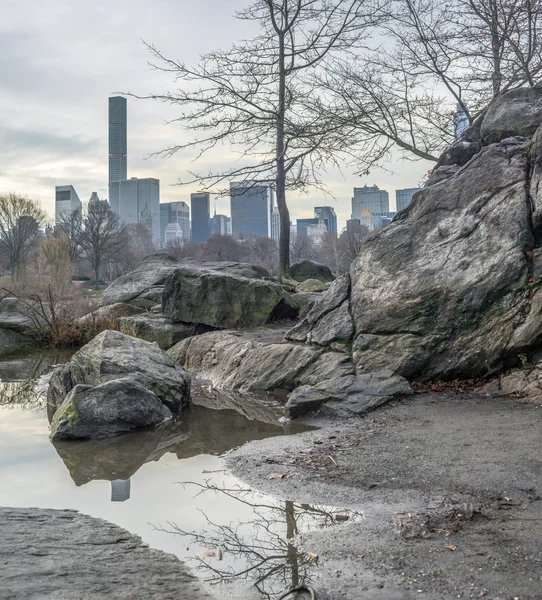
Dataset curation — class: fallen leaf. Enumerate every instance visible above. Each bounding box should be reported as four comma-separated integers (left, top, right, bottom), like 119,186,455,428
335,514,350,521
328,455,338,467
446,545,457,551
309,552,319,563
201,551,216,557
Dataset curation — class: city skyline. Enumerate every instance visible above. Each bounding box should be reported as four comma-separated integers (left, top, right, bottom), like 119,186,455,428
0,0,430,230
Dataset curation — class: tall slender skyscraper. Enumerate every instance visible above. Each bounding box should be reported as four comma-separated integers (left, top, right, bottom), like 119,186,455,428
230,182,273,238
109,96,127,186
191,192,211,242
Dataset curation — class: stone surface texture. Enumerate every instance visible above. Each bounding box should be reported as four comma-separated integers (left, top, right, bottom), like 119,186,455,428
285,371,413,418
119,312,207,350
168,328,354,393
350,137,541,379
286,274,354,347
0,507,212,599
481,86,542,144
290,259,335,282
162,265,295,329
75,303,144,326
49,379,172,440
47,330,190,421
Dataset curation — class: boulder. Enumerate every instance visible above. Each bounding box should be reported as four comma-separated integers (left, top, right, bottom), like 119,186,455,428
290,292,321,317
290,259,334,282
425,165,460,187
194,261,271,279
118,313,207,350
285,371,412,418
168,328,354,393
162,266,296,328
436,139,481,168
49,379,172,441
350,137,541,380
296,279,328,292
481,87,542,145
47,330,190,421
100,253,181,308
0,328,32,357
529,122,542,244
0,297,45,336
481,356,542,405
286,274,354,347
75,303,144,326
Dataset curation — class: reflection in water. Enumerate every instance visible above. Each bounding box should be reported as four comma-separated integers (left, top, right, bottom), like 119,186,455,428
111,479,131,502
52,404,310,487
162,482,361,599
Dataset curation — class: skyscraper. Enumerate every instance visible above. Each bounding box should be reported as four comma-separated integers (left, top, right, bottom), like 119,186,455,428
271,206,280,244
160,201,190,247
351,185,389,220
109,96,127,187
55,185,82,221
454,103,469,138
109,177,160,246
314,206,337,234
191,192,211,242
230,182,273,238
211,213,229,236
396,188,421,212
296,218,318,235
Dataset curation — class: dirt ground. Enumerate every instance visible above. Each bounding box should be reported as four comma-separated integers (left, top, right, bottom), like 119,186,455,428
227,390,542,600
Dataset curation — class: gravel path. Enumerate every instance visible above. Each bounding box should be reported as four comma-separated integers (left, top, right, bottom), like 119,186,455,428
228,390,542,599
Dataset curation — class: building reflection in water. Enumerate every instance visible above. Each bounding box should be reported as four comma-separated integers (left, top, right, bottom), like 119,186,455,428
159,482,361,599
111,479,131,502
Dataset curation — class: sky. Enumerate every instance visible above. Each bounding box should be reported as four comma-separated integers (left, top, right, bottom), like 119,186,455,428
0,0,432,229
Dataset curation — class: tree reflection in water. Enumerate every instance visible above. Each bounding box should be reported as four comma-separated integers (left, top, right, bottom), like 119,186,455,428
160,482,361,599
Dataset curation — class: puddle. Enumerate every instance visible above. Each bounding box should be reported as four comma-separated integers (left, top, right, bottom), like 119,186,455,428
0,348,360,599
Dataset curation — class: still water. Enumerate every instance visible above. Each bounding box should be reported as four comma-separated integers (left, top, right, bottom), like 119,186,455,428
0,350,360,599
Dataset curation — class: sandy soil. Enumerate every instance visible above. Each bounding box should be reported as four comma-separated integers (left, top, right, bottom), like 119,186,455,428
228,390,542,600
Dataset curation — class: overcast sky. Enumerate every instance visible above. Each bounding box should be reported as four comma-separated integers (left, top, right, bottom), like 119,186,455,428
0,0,431,228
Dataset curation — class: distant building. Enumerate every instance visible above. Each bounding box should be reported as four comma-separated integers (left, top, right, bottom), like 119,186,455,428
55,185,81,221
109,177,160,246
360,211,396,231
88,191,109,209
160,201,190,247
296,218,318,235
226,216,232,235
111,479,131,502
454,103,469,138
271,206,281,244
346,218,362,234
108,96,127,187
307,220,328,244
290,222,297,239
314,206,337,234
396,188,421,212
230,182,273,238
164,222,183,245
191,192,211,242
352,185,389,220
211,213,229,236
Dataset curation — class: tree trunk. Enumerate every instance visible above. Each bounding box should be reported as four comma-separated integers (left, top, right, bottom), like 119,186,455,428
276,30,290,280
94,261,100,291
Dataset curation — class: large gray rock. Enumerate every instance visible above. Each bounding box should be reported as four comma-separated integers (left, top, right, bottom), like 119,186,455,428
162,266,296,329
119,313,207,350
0,507,212,599
425,164,460,187
100,253,181,308
286,274,354,346
436,138,481,168
285,371,413,418
50,379,172,441
168,328,354,393
47,330,190,420
0,328,32,357
529,122,542,244
290,259,334,282
75,303,144,326
350,138,541,380
481,87,542,145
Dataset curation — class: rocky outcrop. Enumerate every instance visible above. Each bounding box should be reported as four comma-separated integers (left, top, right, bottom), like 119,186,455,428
0,298,43,355
285,371,413,418
75,303,144,326
290,259,334,282
481,356,542,405
286,274,354,347
100,253,181,308
296,279,328,292
481,87,542,145
168,328,354,393
350,137,539,380
291,292,321,316
50,379,172,440
118,313,208,350
47,330,190,425
0,507,212,600
162,265,297,329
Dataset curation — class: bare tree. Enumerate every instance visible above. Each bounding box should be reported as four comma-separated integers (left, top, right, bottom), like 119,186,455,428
290,233,317,263
133,0,381,279
40,235,74,293
0,193,47,283
80,202,124,290
325,0,542,167
54,208,84,263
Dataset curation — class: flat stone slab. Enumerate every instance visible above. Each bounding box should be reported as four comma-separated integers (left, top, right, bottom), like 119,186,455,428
0,507,213,599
